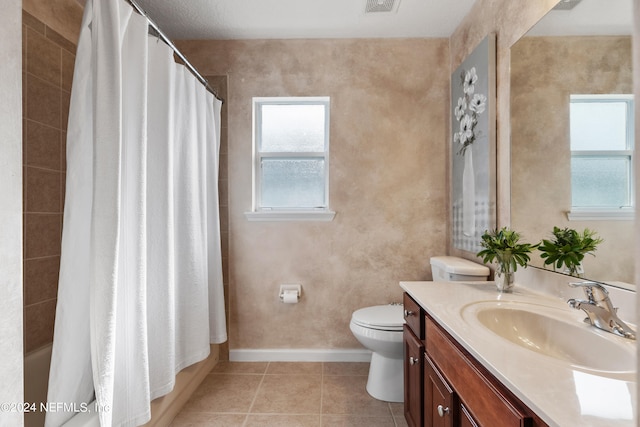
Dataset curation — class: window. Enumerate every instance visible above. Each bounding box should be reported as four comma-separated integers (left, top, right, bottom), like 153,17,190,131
568,95,634,220
246,97,335,221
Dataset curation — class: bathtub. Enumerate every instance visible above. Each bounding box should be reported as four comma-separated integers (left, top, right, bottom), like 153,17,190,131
24,344,219,427
24,345,98,427
24,345,52,427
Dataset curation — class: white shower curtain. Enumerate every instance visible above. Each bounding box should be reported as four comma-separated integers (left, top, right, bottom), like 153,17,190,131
46,0,227,425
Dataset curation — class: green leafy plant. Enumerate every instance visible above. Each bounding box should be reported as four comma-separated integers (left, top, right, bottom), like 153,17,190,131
538,227,603,276
477,227,538,274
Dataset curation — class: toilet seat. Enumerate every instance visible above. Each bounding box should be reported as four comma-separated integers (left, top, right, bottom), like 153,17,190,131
351,304,404,331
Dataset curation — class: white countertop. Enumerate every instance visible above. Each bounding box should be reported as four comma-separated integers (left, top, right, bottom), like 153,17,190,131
400,280,637,427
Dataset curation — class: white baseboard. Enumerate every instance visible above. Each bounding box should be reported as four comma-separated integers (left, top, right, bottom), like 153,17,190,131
229,348,372,362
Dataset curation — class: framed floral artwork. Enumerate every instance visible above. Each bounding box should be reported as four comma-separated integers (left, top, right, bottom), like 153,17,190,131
451,34,496,252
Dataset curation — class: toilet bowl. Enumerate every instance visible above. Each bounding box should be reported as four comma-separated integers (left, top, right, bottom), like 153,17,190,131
349,258,489,403
349,304,405,402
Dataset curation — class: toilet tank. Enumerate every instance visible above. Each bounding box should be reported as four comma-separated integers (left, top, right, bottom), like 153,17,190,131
430,256,489,282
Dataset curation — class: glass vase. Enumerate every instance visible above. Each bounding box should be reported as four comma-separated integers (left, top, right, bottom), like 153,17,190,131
563,262,584,278
495,265,515,293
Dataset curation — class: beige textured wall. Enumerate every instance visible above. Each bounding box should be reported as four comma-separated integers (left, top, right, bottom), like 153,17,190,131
178,38,449,350
511,36,633,283
448,0,558,261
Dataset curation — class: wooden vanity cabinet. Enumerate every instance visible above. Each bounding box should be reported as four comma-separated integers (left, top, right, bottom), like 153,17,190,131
425,314,546,427
402,292,547,427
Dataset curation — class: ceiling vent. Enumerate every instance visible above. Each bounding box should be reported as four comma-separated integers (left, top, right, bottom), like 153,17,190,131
364,0,400,14
552,0,583,10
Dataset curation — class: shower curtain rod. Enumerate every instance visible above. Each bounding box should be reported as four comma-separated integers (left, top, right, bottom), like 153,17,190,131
126,0,224,103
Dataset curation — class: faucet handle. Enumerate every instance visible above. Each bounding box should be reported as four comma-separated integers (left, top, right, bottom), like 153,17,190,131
568,280,609,293
568,281,609,304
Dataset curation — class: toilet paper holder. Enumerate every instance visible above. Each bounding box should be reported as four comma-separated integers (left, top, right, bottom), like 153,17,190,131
279,284,302,301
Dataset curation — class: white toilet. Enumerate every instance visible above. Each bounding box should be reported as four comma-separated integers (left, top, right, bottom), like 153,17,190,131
350,303,405,402
430,256,490,282
349,256,489,403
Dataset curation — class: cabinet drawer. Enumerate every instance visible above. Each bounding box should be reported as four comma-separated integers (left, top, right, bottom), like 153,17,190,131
403,293,424,339
426,315,534,427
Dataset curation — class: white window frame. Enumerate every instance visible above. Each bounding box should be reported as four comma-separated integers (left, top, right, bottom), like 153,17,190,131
245,96,335,222
568,94,634,221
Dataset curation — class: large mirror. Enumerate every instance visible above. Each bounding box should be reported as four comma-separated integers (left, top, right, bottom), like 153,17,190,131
510,0,634,289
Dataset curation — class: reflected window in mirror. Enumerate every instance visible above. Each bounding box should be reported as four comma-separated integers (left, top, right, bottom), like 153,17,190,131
569,94,634,220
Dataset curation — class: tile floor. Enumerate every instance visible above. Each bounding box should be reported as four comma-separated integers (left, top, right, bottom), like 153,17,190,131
170,361,409,427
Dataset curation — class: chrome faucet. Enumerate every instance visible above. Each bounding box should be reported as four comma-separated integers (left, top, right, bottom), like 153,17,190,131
567,281,635,340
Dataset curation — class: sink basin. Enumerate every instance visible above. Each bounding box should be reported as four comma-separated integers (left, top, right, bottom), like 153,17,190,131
462,301,635,373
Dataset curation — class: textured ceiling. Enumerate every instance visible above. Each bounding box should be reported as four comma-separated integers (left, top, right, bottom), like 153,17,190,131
131,0,477,40
76,0,630,40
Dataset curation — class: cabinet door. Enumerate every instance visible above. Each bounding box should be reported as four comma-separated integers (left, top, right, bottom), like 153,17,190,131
460,403,479,427
424,355,456,427
404,325,424,427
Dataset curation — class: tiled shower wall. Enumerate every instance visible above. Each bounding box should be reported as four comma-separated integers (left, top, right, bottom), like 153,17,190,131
22,11,75,354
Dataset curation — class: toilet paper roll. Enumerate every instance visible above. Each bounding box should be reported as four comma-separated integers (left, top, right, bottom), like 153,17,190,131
282,290,299,304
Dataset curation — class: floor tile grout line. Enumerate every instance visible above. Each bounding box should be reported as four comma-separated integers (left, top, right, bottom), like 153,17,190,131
241,361,270,427
240,412,323,417
390,402,398,427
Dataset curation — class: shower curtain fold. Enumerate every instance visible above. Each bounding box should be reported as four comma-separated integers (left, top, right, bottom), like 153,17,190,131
46,0,227,426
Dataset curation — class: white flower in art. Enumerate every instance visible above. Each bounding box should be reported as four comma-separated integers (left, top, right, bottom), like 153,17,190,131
459,114,474,144
457,130,467,146
454,97,467,121
469,93,487,114
463,67,478,95
453,66,486,155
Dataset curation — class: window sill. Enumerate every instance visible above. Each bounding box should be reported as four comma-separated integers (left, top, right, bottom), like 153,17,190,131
567,209,634,221
244,210,336,222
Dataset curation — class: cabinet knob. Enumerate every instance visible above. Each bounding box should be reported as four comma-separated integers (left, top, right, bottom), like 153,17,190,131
437,404,450,417
404,309,414,317
409,356,419,365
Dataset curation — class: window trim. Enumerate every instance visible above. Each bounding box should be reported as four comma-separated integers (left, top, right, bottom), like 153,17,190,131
246,96,335,221
245,210,336,222
567,208,634,221
568,94,635,219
